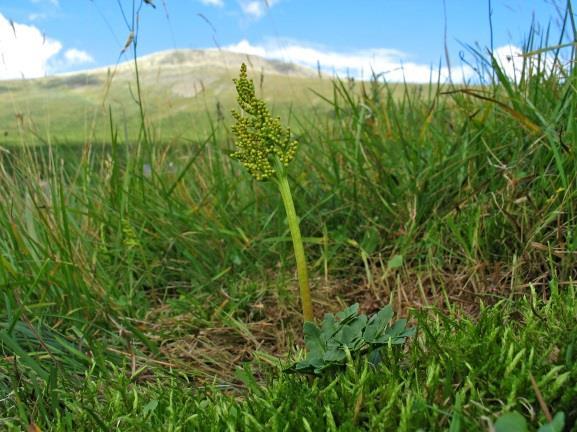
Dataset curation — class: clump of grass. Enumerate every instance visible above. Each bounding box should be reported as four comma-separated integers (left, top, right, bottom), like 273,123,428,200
230,63,313,322
3,287,575,431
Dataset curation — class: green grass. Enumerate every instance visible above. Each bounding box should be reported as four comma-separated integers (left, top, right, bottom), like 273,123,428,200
3,289,575,431
2,6,577,431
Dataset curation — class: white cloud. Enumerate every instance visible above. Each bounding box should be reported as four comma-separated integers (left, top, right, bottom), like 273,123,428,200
455,43,562,85
64,48,94,65
493,44,524,81
492,44,560,82
30,0,59,6
241,1,264,18
0,13,61,79
27,13,48,21
223,38,564,84
223,39,474,83
0,14,94,80
239,0,279,19
200,0,224,7
226,39,266,56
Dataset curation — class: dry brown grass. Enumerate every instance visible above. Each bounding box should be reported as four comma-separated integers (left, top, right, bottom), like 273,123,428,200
124,259,563,385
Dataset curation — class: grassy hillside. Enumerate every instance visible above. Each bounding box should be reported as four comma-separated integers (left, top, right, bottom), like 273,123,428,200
0,49,362,145
1,30,577,432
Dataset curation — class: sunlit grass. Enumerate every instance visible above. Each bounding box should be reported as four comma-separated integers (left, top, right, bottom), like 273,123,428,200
1,5,577,430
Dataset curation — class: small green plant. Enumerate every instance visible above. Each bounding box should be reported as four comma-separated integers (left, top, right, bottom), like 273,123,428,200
287,303,415,375
231,63,313,322
494,410,565,432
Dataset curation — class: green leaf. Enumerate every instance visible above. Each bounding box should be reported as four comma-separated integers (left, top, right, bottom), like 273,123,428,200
339,326,359,349
367,348,383,365
387,319,409,337
374,319,414,344
303,322,325,357
287,303,414,376
338,315,367,349
320,313,338,341
323,348,346,364
387,254,404,269
363,305,393,342
294,354,324,374
494,412,528,432
336,303,359,323
291,359,314,374
538,412,565,432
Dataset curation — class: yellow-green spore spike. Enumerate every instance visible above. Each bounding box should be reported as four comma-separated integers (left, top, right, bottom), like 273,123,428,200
231,63,313,322
231,63,298,181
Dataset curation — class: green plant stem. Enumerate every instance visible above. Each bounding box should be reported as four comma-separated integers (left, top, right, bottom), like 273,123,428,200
274,159,313,322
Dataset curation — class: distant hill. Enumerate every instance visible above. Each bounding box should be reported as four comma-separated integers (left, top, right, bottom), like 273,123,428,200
0,49,334,146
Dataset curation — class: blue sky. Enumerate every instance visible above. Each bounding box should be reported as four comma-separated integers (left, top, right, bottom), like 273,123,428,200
0,0,566,81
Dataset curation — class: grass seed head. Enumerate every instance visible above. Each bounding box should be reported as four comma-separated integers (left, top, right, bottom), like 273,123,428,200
231,63,298,181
